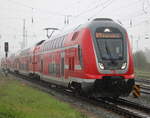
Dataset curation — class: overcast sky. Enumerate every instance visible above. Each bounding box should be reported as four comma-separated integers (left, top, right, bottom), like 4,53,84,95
0,0,150,56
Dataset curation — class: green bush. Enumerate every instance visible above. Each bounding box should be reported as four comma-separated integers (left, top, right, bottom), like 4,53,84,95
133,51,150,71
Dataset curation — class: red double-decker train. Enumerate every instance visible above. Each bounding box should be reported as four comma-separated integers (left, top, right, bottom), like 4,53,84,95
2,18,135,97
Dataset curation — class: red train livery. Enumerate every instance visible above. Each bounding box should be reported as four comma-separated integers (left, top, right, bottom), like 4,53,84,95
2,18,135,97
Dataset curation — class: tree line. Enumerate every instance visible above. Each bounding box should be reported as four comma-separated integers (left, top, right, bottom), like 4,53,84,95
133,49,150,71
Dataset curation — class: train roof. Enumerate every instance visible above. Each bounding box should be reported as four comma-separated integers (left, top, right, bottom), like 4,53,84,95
12,18,125,55
88,18,125,30
44,18,125,42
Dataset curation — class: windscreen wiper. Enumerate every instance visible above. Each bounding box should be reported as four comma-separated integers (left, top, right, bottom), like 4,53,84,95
104,41,115,63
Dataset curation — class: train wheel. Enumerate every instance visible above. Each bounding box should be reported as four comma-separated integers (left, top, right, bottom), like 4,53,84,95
69,82,82,96
112,96,119,99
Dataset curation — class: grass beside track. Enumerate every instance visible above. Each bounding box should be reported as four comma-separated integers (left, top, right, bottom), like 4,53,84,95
0,71,87,118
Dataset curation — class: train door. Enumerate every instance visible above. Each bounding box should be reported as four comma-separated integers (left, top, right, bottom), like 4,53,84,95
60,52,65,78
40,59,43,73
26,59,29,71
32,49,37,73
32,54,36,72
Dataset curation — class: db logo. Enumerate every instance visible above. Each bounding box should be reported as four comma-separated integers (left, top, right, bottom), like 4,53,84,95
111,70,116,74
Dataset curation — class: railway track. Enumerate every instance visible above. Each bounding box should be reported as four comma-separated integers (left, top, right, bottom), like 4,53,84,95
9,72,150,118
140,86,150,95
93,98,150,118
136,79,150,85
136,78,150,95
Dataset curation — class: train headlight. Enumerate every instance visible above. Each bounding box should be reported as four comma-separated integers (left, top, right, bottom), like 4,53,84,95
99,63,104,70
121,62,127,69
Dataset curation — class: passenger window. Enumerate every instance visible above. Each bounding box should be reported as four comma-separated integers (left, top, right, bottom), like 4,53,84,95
53,40,55,49
49,41,51,49
50,40,52,49
72,32,79,41
55,38,59,48
60,37,62,48
58,38,61,48
61,36,65,47
54,39,56,49
53,39,56,49
48,42,50,50
51,40,54,49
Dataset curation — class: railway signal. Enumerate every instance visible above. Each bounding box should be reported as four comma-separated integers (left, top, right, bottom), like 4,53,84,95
4,42,9,76
4,42,9,58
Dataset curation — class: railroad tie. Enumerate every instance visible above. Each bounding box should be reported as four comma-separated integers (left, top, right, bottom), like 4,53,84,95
132,84,141,98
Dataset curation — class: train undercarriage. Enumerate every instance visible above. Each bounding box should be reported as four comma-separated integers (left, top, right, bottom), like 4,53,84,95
70,76,135,97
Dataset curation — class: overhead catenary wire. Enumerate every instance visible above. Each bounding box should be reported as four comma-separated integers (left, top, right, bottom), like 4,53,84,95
88,0,114,20
74,0,113,18
3,0,146,25
3,0,150,22
66,0,115,25
1,0,142,31
6,0,67,16
101,0,141,18
1,0,150,34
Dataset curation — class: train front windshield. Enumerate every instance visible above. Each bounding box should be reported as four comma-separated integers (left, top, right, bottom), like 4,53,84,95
97,39,123,60
95,28,123,61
